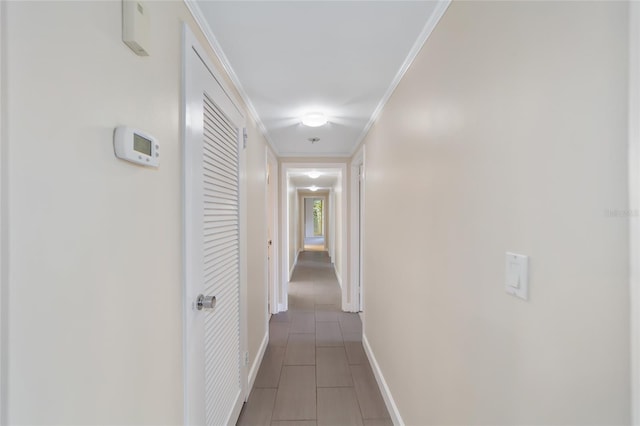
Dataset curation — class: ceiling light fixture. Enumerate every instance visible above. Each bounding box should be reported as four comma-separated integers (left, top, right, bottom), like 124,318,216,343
309,186,318,192
307,171,321,179
302,112,328,127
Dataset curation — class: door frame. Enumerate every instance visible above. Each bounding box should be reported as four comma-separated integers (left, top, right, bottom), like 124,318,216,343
266,147,279,315
301,195,327,249
182,23,248,424
629,3,640,423
350,146,365,313
280,162,348,312
0,2,7,424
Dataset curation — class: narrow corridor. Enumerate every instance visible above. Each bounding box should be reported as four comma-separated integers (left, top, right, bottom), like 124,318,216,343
237,251,391,426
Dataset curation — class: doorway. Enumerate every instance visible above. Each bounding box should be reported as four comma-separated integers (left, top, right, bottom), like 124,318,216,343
183,25,247,426
266,148,278,315
350,147,365,313
303,197,326,252
279,163,350,312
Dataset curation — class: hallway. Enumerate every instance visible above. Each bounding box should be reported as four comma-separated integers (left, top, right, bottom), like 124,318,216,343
237,251,391,426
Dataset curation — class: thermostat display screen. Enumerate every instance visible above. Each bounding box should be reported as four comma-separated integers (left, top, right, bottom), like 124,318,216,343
133,133,152,156
114,126,159,167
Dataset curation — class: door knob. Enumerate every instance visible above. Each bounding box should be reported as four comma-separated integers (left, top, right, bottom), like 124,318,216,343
196,294,216,311
268,240,273,246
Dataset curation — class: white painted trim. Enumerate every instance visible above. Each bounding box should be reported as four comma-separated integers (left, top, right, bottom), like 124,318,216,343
629,3,640,424
335,265,342,289
182,23,248,424
300,195,328,250
266,147,279,315
350,0,451,156
349,146,365,313
278,152,351,159
0,2,7,424
182,0,280,157
289,249,301,281
362,334,404,426
239,130,249,405
247,331,269,395
329,189,336,262
280,162,348,313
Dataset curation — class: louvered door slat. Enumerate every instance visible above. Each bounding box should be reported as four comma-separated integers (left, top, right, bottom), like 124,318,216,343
202,92,240,426
203,118,238,154
204,102,237,139
203,128,238,162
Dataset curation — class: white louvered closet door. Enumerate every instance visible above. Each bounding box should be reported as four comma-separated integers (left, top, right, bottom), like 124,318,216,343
184,26,246,426
202,94,241,426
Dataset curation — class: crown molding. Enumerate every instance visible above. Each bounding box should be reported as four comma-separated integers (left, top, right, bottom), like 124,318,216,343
183,0,280,156
350,0,451,157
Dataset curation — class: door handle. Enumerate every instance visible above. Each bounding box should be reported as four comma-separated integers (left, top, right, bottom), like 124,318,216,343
268,240,273,246
196,294,216,311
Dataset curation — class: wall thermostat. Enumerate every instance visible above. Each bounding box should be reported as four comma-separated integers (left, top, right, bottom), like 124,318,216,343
113,126,159,167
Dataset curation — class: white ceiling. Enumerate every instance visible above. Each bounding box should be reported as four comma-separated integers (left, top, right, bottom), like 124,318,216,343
191,1,449,157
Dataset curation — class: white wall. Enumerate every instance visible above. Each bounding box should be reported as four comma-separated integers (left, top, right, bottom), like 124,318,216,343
628,4,640,422
4,2,269,423
0,1,6,422
245,118,270,381
361,2,630,425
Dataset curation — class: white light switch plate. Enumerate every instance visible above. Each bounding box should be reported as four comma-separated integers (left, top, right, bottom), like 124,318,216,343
505,252,528,300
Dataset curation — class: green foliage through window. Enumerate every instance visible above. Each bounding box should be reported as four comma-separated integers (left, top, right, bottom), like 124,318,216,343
313,200,323,236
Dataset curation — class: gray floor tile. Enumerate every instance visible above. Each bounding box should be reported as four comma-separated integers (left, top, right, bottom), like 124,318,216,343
254,346,285,388
350,364,390,420
271,312,292,323
315,305,339,322
315,304,340,311
315,292,341,306
342,332,362,343
338,313,363,334
284,333,315,365
237,388,277,426
344,340,367,365
316,322,343,347
272,366,316,421
241,252,387,426
317,387,364,426
289,295,315,311
363,419,393,426
270,322,291,347
316,347,353,387
291,312,316,333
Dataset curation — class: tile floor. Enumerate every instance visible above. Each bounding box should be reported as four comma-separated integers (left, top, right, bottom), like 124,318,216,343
236,251,391,426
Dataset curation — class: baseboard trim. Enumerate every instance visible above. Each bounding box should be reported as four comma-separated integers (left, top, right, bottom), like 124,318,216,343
334,264,342,288
289,249,301,280
247,330,269,395
362,333,404,426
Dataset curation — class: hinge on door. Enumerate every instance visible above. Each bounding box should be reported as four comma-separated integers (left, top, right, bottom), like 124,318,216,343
243,128,248,149
244,351,249,366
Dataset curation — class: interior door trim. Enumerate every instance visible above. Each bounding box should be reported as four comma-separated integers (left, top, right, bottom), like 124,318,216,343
182,22,248,425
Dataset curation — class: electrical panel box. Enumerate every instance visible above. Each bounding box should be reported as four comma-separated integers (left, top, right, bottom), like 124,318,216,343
122,0,150,56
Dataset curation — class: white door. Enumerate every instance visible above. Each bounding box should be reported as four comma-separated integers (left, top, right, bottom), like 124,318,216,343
184,26,246,426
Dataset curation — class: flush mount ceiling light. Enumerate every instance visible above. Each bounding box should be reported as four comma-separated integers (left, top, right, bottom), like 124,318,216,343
309,186,319,192
301,112,328,127
307,171,321,179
